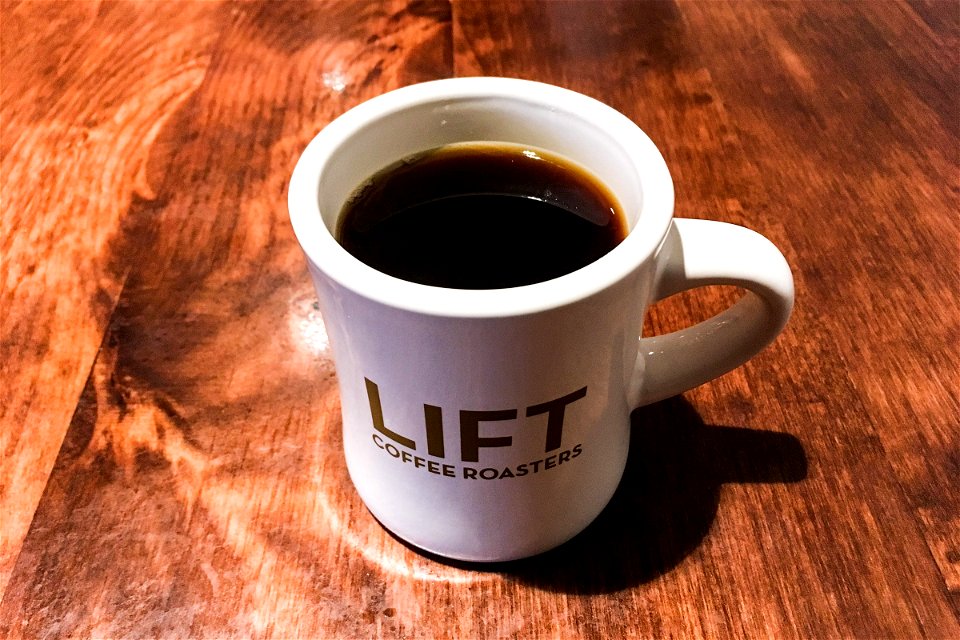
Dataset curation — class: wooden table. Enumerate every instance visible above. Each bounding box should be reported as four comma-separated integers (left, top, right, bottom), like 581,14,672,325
2,1,957,637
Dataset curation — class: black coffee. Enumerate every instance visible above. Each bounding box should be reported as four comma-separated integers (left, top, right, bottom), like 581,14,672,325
336,142,628,289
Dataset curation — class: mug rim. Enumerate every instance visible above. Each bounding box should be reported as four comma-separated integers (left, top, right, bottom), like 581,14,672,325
288,77,675,318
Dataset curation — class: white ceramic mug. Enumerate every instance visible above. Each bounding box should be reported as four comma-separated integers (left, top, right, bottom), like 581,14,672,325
288,78,793,562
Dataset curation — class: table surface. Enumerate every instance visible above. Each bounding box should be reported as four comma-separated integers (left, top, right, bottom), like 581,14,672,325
2,1,958,638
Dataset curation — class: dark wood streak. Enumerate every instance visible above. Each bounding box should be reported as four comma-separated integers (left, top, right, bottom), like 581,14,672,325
1,1,957,637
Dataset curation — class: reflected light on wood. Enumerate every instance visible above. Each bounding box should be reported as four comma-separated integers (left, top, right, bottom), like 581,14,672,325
289,292,331,357
314,486,484,586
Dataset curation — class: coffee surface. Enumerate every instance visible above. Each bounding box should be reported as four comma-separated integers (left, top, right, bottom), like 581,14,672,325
336,142,627,289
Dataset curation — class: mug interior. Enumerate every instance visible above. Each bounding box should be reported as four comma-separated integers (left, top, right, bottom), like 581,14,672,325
289,78,674,317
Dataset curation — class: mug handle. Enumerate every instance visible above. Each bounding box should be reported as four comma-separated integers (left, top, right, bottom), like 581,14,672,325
630,218,795,407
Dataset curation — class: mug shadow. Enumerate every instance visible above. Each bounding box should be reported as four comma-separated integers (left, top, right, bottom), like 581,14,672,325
411,395,808,594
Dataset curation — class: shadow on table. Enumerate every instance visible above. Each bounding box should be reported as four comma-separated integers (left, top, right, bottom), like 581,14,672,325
419,395,808,594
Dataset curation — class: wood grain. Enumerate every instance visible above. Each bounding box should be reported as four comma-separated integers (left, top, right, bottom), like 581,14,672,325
679,0,960,601
1,0,957,638
0,0,219,595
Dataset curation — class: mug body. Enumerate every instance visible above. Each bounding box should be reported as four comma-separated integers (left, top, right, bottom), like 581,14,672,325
289,78,675,561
